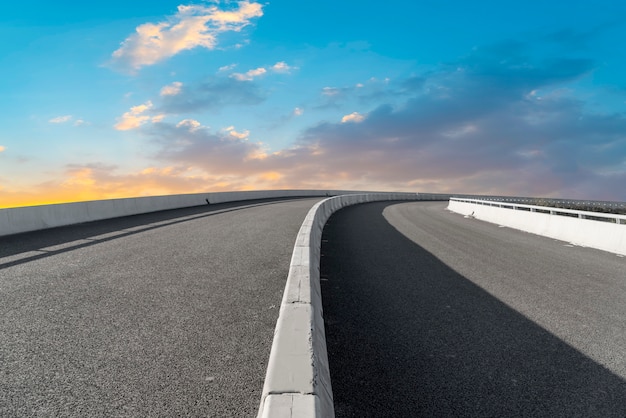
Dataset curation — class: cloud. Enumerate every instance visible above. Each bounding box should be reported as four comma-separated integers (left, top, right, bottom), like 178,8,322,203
176,118,202,131
0,146,5,153
150,120,264,174
159,76,265,113
315,76,417,109
271,61,297,73
293,107,304,116
11,40,623,206
111,1,263,72
160,81,183,96
133,41,624,200
218,63,237,72
48,115,89,126
230,67,266,81
115,101,164,130
322,87,342,97
229,61,297,80
224,126,250,139
49,115,72,124
287,47,626,200
341,112,365,123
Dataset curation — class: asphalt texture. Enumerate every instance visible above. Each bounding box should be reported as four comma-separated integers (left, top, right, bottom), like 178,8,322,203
321,201,626,418
0,197,321,417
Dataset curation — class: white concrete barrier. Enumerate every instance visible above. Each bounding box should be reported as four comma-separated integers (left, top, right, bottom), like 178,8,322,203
258,192,422,418
448,198,626,256
0,190,369,237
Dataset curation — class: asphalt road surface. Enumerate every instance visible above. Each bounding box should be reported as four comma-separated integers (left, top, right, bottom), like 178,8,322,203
0,197,321,417
321,201,626,417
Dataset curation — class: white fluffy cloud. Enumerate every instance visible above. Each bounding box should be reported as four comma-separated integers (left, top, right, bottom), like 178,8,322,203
176,119,202,131
111,2,263,72
230,67,267,81
160,81,183,96
271,61,297,73
115,101,164,130
341,112,365,123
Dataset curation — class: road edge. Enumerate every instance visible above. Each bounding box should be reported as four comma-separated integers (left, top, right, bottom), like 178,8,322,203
257,193,425,418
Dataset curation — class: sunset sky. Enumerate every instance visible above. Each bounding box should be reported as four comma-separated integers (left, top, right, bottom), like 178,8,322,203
1,0,626,208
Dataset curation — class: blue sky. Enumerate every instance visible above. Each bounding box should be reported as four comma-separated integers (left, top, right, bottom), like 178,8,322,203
1,0,626,207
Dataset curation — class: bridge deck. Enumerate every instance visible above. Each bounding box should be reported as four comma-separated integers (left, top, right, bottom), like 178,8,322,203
322,201,626,417
0,198,321,417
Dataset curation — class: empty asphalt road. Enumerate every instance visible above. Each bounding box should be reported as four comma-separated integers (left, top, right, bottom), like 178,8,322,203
0,197,322,417
321,201,626,417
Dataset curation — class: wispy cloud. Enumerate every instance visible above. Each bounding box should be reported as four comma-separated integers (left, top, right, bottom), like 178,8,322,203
322,87,343,97
229,61,297,80
218,63,237,72
49,115,72,124
159,76,265,113
110,1,263,72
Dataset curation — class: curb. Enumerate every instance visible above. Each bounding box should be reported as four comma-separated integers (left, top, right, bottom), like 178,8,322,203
257,193,421,418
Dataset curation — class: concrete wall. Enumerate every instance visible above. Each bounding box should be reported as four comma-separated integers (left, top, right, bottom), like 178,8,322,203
448,198,626,256
258,192,421,418
0,190,369,237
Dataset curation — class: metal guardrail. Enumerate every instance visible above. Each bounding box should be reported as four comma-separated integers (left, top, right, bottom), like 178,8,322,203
448,194,626,215
450,197,626,225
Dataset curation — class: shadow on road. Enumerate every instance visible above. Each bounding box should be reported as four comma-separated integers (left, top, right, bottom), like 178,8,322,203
321,201,626,417
0,197,315,269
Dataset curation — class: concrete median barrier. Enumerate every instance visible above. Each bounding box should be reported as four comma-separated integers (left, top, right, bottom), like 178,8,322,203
258,193,421,418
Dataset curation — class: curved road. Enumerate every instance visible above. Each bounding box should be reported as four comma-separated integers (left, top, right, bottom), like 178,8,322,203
0,198,321,417
321,201,626,417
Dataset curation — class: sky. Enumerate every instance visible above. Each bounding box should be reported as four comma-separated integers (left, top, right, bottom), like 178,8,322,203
1,0,626,208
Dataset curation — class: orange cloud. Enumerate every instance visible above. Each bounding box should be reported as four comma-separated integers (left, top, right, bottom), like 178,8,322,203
160,81,183,96
115,101,164,130
259,171,283,181
341,112,365,123
224,125,249,139
111,2,263,72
